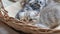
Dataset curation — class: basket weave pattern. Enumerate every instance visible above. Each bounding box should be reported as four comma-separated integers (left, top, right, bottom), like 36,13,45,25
0,0,60,34
0,8,60,34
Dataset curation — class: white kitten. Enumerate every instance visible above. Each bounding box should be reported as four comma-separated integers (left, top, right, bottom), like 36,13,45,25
16,0,46,20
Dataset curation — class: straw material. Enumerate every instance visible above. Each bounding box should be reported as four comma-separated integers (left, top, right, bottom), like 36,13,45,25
0,6,60,34
0,0,60,34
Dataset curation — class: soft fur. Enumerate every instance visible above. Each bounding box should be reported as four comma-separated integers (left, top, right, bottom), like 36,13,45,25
40,0,60,28
15,0,60,29
15,0,46,20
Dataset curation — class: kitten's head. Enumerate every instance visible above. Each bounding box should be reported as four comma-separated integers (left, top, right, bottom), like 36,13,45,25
29,0,46,10
21,0,46,10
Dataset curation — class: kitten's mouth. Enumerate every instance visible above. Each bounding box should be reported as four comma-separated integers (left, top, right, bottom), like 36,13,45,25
30,3,41,10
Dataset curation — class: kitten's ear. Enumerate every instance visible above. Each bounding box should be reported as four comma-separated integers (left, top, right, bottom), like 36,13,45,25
20,0,29,7
20,0,26,8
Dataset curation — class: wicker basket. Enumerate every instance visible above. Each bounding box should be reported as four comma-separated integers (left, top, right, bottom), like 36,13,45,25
0,0,60,34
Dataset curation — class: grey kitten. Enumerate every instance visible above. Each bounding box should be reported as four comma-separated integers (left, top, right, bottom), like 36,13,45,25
40,3,60,28
15,0,60,29
34,0,60,29
15,0,50,29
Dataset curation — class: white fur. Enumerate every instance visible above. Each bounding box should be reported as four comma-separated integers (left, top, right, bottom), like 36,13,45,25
17,0,46,19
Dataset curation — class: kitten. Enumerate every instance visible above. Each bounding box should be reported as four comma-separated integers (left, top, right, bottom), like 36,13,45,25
39,0,60,28
15,0,46,20
15,0,60,29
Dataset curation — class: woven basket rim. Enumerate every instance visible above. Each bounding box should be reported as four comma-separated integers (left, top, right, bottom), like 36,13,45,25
0,9,60,34
0,0,60,34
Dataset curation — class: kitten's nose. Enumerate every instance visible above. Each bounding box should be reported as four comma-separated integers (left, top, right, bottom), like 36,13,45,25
34,3,40,7
29,2,41,10
33,3,41,9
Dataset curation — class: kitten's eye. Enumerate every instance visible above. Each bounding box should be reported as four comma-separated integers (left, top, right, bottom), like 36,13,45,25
40,1,44,5
29,0,31,1
40,1,42,4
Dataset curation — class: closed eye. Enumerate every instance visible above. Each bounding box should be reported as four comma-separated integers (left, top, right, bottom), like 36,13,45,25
40,1,44,5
